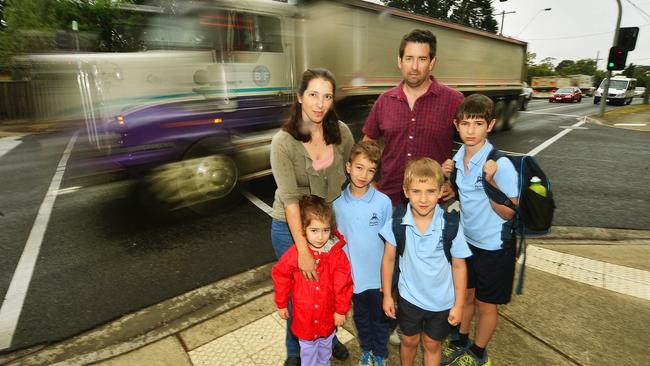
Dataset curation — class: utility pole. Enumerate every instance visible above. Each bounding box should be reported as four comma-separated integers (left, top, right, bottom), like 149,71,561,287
600,0,622,117
498,10,516,35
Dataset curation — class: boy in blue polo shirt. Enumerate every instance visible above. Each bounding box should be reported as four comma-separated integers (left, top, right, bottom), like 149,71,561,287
441,94,519,366
333,140,393,366
380,157,471,366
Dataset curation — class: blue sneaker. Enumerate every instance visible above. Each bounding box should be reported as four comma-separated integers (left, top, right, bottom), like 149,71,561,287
358,350,374,366
373,354,388,366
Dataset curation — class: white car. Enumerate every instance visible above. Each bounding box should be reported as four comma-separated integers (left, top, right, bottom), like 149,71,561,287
520,82,533,110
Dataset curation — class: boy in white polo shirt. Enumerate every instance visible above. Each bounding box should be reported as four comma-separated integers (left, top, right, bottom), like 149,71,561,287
441,94,519,366
380,157,471,366
333,140,393,366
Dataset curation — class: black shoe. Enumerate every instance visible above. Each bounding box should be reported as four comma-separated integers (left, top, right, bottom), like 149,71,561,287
332,341,349,360
284,356,300,366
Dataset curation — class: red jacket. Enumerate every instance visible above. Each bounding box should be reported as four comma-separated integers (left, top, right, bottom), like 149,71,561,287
272,230,353,340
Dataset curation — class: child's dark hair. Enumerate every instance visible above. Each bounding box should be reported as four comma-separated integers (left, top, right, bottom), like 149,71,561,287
348,140,382,167
455,94,494,122
299,195,337,232
399,29,437,60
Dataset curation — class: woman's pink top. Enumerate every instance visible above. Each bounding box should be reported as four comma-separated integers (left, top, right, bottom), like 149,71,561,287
312,145,334,171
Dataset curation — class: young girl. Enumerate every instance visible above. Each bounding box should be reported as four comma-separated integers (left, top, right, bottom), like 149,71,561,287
272,195,353,366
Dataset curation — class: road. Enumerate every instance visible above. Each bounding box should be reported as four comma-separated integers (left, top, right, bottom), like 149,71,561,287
0,98,648,353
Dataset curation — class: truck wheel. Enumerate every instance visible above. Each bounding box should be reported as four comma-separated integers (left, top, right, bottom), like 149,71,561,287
593,97,599,105
144,148,240,213
502,100,519,131
493,100,507,131
626,97,632,105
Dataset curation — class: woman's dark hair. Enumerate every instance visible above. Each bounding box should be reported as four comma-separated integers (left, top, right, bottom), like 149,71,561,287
282,68,342,145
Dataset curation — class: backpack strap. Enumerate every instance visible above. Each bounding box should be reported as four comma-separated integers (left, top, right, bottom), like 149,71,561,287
449,167,460,202
391,203,407,289
392,203,407,257
482,149,517,211
442,206,460,263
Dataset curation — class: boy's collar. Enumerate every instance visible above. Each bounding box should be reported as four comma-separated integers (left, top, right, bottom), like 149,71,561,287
401,203,443,233
343,183,375,203
456,140,493,166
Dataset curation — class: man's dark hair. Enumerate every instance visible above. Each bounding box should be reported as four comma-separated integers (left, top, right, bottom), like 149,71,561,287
455,94,494,121
399,29,437,60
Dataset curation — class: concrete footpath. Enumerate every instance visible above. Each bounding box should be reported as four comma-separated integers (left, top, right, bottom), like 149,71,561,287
0,226,648,366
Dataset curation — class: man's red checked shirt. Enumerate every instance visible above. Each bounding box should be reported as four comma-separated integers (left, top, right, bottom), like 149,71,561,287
362,76,464,205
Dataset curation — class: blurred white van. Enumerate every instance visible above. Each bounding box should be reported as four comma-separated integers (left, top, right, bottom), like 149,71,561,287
593,76,636,105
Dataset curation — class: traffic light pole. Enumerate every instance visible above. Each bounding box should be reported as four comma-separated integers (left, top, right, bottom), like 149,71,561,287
599,0,622,117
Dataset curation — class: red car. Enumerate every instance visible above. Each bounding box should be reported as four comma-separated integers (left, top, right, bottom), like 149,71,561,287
549,87,582,103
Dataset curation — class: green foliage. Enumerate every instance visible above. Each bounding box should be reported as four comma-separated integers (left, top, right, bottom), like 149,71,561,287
555,59,597,76
382,0,498,33
0,0,147,69
622,64,650,87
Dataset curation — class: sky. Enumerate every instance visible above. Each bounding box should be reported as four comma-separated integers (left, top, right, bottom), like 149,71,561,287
366,0,650,70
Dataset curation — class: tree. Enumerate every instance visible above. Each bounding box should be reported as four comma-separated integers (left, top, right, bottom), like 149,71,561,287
526,56,556,83
450,0,498,34
0,0,147,68
555,59,575,75
382,0,498,33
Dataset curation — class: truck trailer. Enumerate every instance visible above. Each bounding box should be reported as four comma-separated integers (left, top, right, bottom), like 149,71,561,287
15,0,528,210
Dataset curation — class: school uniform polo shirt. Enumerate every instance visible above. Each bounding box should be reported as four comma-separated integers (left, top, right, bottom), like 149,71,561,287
452,141,519,251
362,76,464,205
333,184,392,294
379,204,472,312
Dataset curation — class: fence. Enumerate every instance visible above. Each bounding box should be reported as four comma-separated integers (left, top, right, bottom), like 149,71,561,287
0,80,80,122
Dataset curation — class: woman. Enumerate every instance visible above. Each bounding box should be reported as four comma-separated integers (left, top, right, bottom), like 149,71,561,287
270,68,353,366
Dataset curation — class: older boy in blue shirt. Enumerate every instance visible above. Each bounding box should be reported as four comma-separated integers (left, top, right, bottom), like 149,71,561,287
380,157,471,366
441,94,519,366
333,141,393,366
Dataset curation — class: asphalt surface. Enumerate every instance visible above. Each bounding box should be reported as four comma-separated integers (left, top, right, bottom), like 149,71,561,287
0,97,648,353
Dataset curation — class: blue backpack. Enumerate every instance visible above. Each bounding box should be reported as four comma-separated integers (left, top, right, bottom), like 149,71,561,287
452,149,555,294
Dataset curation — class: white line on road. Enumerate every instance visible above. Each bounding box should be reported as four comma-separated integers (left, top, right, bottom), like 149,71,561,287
526,104,583,113
0,136,22,159
0,132,79,350
56,186,82,195
521,111,581,118
239,187,273,217
614,123,647,127
527,118,587,156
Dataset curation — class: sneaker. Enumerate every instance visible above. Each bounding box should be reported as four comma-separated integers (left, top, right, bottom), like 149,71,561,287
358,350,374,366
441,339,465,365
284,356,301,366
388,328,401,345
448,350,491,366
332,340,350,360
373,354,388,366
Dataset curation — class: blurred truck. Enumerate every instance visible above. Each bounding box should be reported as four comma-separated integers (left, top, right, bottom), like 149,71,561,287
531,74,594,98
14,0,528,210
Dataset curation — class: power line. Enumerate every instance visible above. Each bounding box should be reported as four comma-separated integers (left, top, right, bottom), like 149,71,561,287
526,23,650,41
624,0,650,22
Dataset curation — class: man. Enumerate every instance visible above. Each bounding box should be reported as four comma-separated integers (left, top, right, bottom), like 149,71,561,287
363,29,463,206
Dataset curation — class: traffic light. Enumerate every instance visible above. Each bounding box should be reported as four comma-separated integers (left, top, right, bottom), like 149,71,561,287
607,46,627,71
616,27,639,51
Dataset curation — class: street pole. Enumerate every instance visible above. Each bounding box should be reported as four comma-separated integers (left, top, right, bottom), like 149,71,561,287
643,71,650,104
600,0,622,117
498,10,516,35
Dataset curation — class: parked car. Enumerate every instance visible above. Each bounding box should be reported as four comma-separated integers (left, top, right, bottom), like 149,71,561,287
634,87,646,98
549,87,582,103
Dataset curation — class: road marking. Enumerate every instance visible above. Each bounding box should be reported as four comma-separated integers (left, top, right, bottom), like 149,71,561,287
527,118,586,157
527,104,582,113
0,132,79,350
521,111,581,118
523,245,650,301
239,187,273,216
614,123,647,127
0,136,22,159
56,186,82,195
